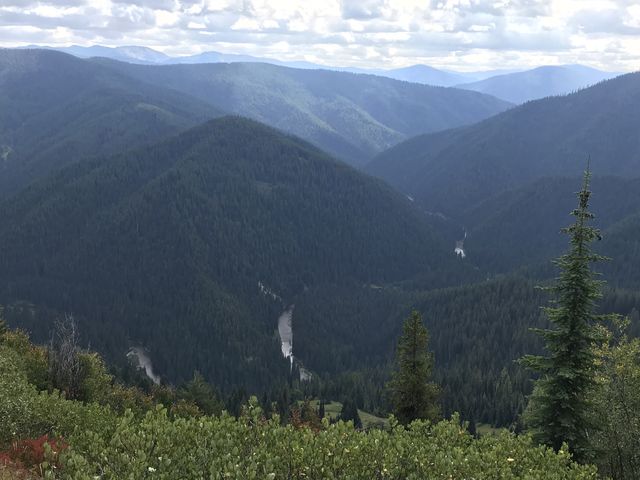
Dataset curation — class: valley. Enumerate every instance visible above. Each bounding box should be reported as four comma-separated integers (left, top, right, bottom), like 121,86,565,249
1,48,638,426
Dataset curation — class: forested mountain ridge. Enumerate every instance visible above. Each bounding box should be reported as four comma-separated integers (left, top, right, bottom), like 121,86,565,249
366,71,640,216
461,176,640,275
90,58,512,167
455,65,617,103
0,49,222,197
0,116,469,390
598,212,640,289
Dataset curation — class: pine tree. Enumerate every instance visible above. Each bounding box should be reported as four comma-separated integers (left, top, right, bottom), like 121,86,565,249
521,169,609,461
178,371,224,415
388,310,439,425
468,417,477,437
339,397,362,429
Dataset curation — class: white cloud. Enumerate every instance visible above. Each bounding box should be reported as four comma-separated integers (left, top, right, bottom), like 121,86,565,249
0,0,637,71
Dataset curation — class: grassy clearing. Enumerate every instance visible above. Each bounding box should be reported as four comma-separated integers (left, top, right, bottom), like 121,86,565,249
310,400,388,429
476,422,503,436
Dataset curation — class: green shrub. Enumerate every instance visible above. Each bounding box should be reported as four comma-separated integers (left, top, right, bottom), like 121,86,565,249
0,333,598,479
50,399,597,479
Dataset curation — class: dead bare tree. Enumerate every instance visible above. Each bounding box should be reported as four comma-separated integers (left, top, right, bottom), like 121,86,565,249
48,314,82,399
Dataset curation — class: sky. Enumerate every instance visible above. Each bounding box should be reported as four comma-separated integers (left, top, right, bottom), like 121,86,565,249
0,0,639,72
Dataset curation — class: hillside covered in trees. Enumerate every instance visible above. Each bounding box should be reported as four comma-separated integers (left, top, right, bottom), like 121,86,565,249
92,56,511,166
0,37,638,480
455,65,616,104
0,116,471,391
0,49,223,197
367,72,640,216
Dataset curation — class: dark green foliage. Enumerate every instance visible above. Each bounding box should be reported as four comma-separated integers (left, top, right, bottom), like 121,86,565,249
463,176,640,276
590,322,640,479
93,58,510,166
367,72,640,216
0,116,464,392
178,372,224,416
388,310,439,425
414,276,548,426
0,49,221,197
599,212,640,289
521,172,609,461
468,417,477,437
339,397,363,429
318,399,326,419
2,49,639,439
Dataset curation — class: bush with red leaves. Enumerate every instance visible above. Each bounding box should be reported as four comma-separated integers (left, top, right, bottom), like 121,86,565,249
0,435,67,470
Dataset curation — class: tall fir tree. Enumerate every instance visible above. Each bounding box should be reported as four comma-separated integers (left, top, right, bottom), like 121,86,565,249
318,399,326,420
388,310,439,425
340,397,362,429
521,169,609,462
178,371,224,416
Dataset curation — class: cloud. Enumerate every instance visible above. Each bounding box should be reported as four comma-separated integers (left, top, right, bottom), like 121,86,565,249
341,0,388,20
111,0,176,10
571,7,640,36
0,0,637,71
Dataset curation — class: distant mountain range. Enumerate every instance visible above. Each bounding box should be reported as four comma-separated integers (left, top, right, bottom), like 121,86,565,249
16,45,619,102
96,58,511,166
0,49,509,176
455,65,618,104
367,71,640,216
18,44,514,86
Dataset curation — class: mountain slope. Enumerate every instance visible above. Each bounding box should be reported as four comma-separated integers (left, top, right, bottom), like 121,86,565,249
0,116,466,389
456,65,617,103
367,71,640,216
600,212,640,289
0,49,222,196
93,59,511,167
462,176,640,274
379,65,469,86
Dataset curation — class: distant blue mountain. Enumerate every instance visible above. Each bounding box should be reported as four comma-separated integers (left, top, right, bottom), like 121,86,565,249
455,65,618,103
17,44,520,87
18,45,619,96
23,44,172,64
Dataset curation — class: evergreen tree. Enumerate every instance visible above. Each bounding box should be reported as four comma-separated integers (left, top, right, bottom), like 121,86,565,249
388,310,439,425
521,169,609,461
339,398,362,429
300,399,322,429
178,371,224,416
468,418,477,437
318,399,326,419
